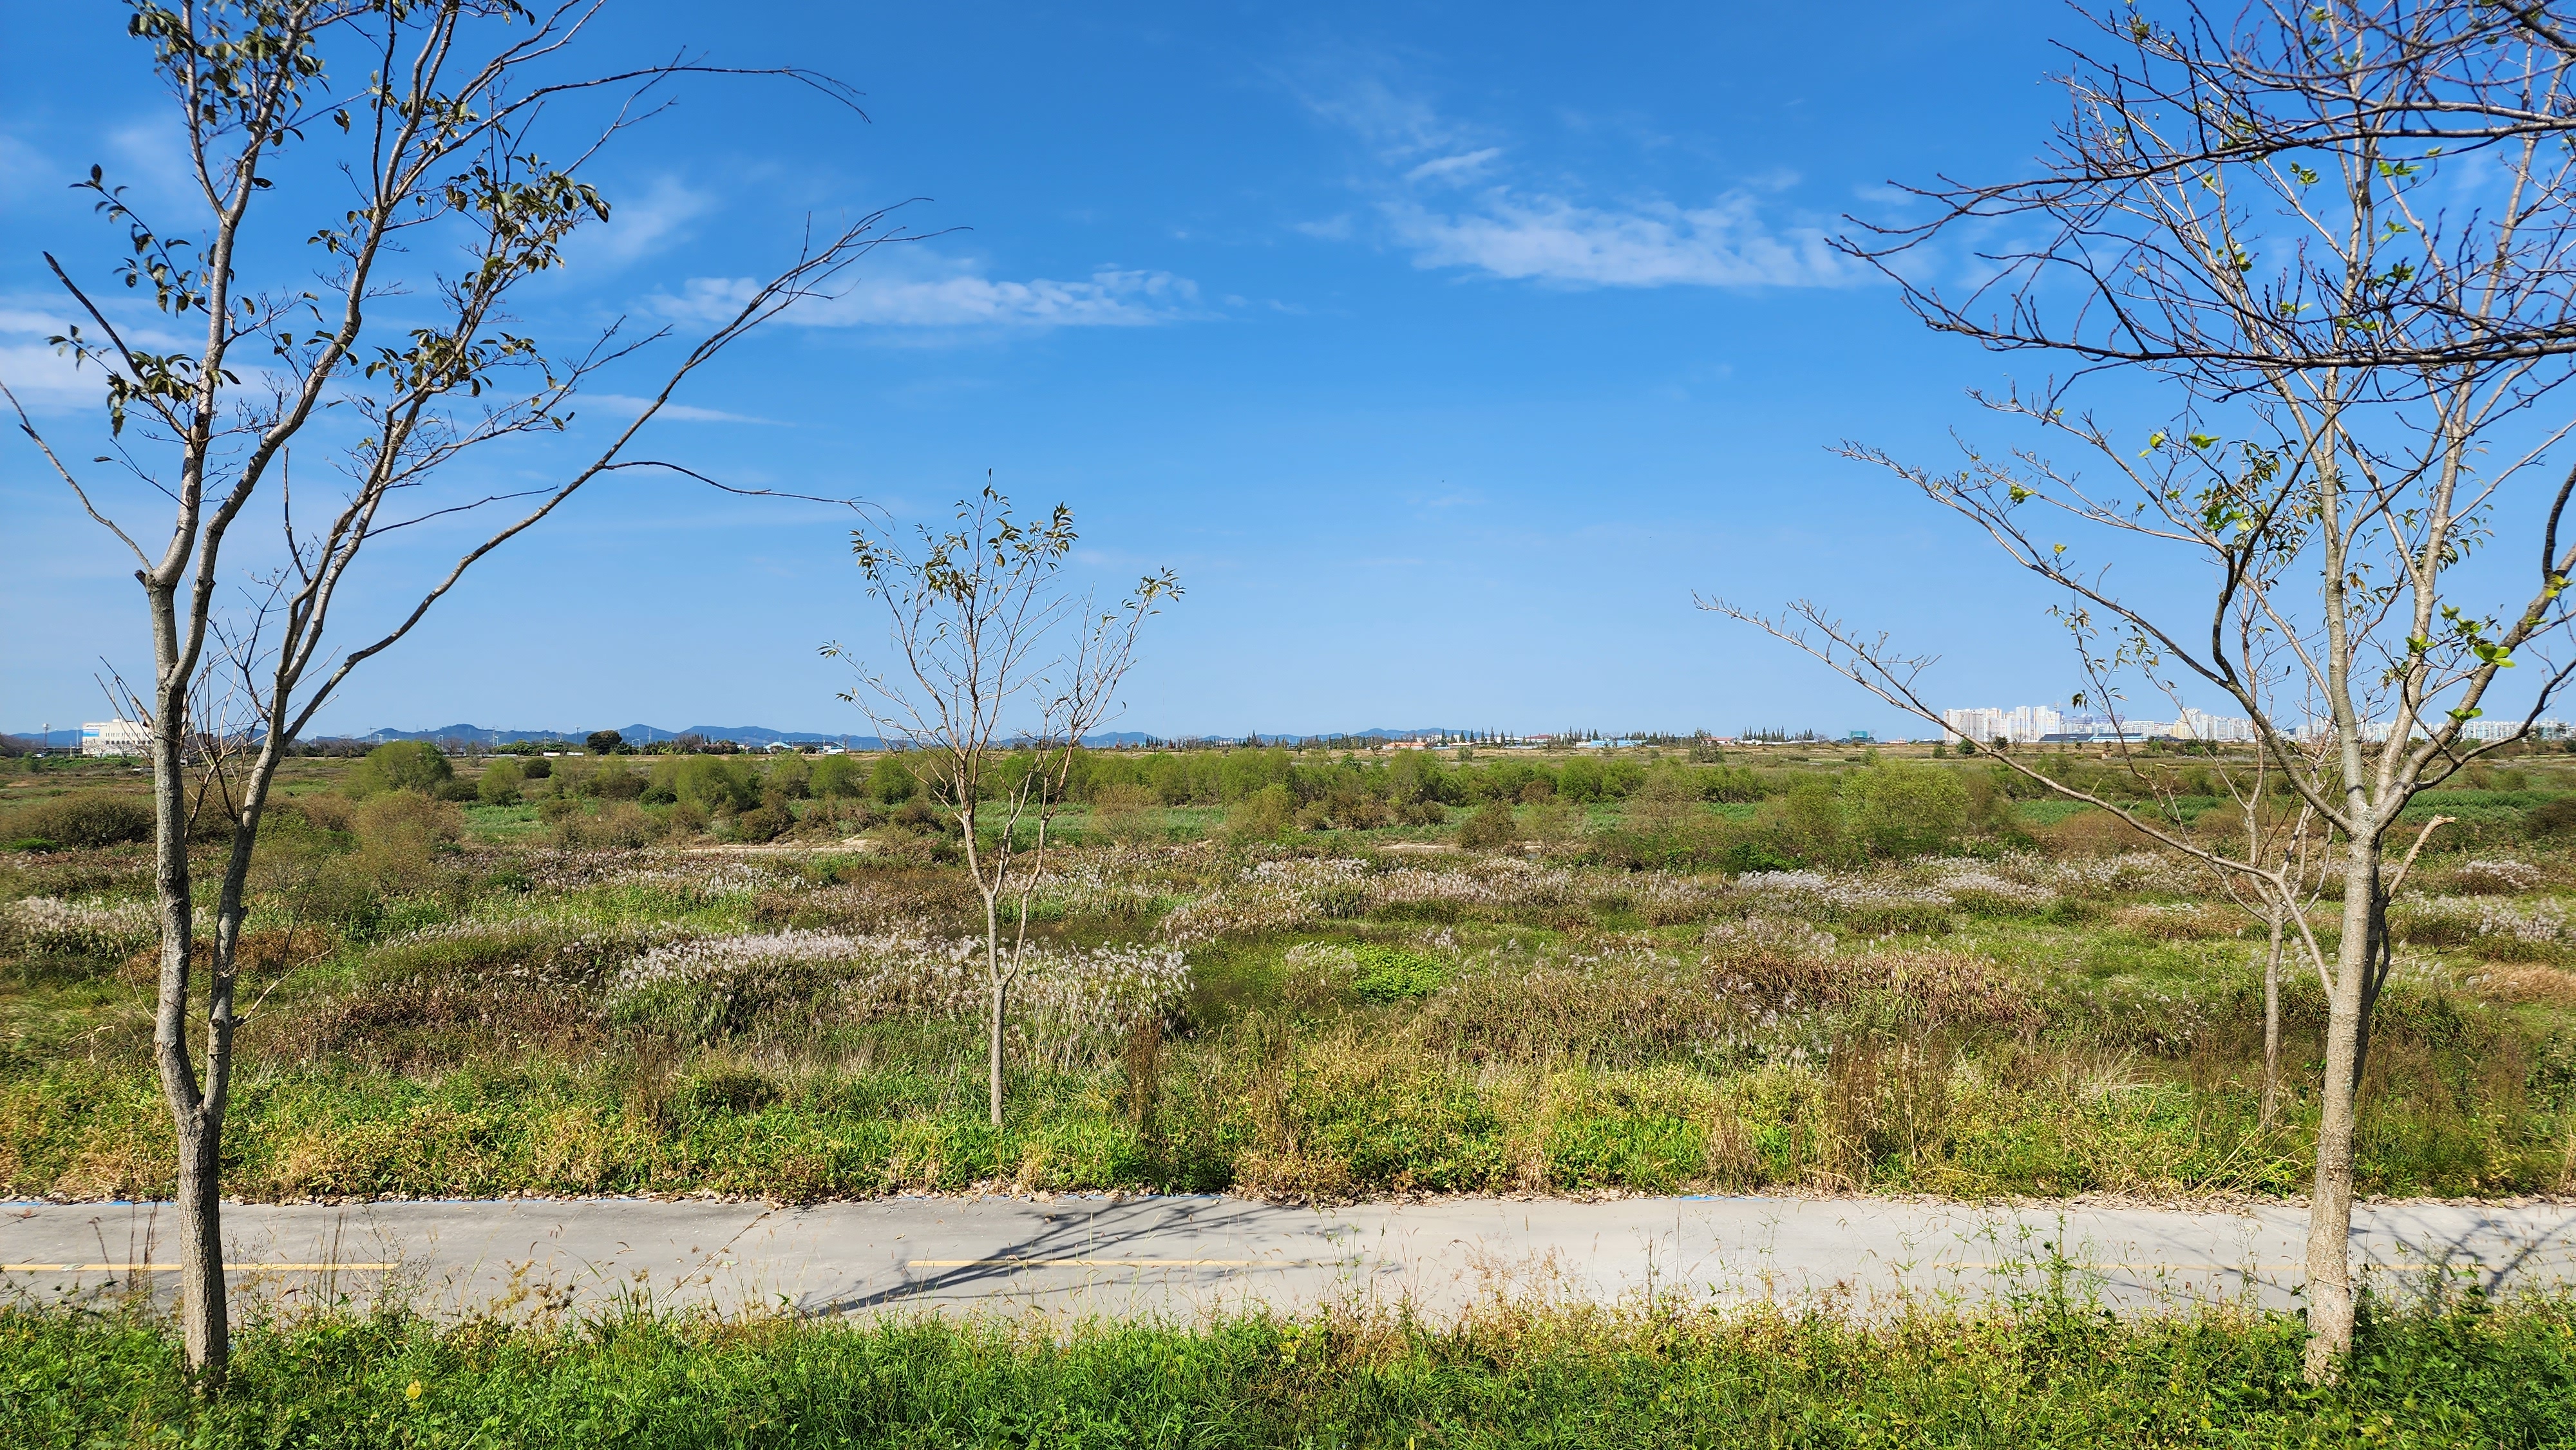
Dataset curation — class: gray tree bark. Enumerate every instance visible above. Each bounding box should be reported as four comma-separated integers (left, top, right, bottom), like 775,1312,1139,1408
2303,838,2382,1379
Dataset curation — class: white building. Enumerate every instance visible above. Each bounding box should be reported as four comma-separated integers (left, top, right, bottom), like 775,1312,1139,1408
1940,707,2006,744
2463,717,2575,744
1942,705,2061,745
2174,708,2258,743
80,719,150,757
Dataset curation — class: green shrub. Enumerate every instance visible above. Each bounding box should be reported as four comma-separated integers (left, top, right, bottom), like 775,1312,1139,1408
343,740,452,799
650,755,759,813
1842,760,1969,859
867,755,918,805
1350,943,1448,1001
732,803,793,843
476,758,524,805
811,755,866,798
1226,784,1296,842
2527,795,2576,836
351,791,464,895
591,761,645,800
1757,776,1850,866
1458,800,1520,850
3,792,154,849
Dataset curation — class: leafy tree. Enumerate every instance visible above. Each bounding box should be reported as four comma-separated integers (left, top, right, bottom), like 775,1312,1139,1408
0,1,893,1383
1715,1,2576,1376
828,487,1177,1126
585,730,625,756
476,758,524,807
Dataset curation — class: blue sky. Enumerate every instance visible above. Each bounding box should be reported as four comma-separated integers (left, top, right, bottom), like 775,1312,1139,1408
3,1,2192,740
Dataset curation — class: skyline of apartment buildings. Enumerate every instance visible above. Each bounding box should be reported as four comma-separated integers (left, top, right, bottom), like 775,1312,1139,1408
1944,704,2564,746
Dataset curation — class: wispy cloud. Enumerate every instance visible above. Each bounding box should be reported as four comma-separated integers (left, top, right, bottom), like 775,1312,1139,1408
654,261,1202,330
580,175,715,268
1298,74,1850,290
0,301,184,413
583,392,780,425
1386,193,1844,288
0,301,204,415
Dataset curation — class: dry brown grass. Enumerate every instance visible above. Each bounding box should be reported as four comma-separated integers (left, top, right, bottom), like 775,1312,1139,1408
2030,808,2162,858
114,926,330,988
2110,903,2240,941
2468,963,2576,1008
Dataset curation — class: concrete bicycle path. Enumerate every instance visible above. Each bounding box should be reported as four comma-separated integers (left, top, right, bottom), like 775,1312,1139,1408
9,1196,2575,1323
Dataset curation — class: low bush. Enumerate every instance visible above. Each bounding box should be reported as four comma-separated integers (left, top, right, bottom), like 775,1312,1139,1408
342,740,451,799
1226,784,1296,842
809,754,865,799
1,793,155,851
731,802,793,843
1348,943,1448,1001
1457,799,1519,850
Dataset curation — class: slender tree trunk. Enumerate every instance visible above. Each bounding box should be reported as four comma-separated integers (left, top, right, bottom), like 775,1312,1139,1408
147,636,227,1387
984,891,1005,1128
2261,901,2284,1134
174,1100,225,1378
2304,835,2381,1382
989,974,1007,1129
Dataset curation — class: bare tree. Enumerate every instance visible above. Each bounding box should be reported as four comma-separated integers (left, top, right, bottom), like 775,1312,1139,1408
828,486,1177,1126
1,0,907,1386
1710,1,2576,1377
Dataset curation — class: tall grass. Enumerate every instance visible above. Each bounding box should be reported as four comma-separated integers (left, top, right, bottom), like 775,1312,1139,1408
10,832,2576,1203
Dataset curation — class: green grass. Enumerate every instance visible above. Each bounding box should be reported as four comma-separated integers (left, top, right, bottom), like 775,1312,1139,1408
460,802,542,840
8,1296,2576,1448
14,753,2576,1206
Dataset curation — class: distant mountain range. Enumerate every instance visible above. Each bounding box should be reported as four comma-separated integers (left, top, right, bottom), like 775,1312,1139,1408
8,722,1504,751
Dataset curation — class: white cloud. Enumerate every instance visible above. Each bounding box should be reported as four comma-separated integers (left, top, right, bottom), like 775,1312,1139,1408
0,341,99,411
654,263,1202,330
0,299,210,413
1403,147,1502,185
1302,80,1852,290
582,392,779,424
1386,192,1844,289
106,118,193,196
0,305,111,413
1298,75,1484,164
582,176,715,267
